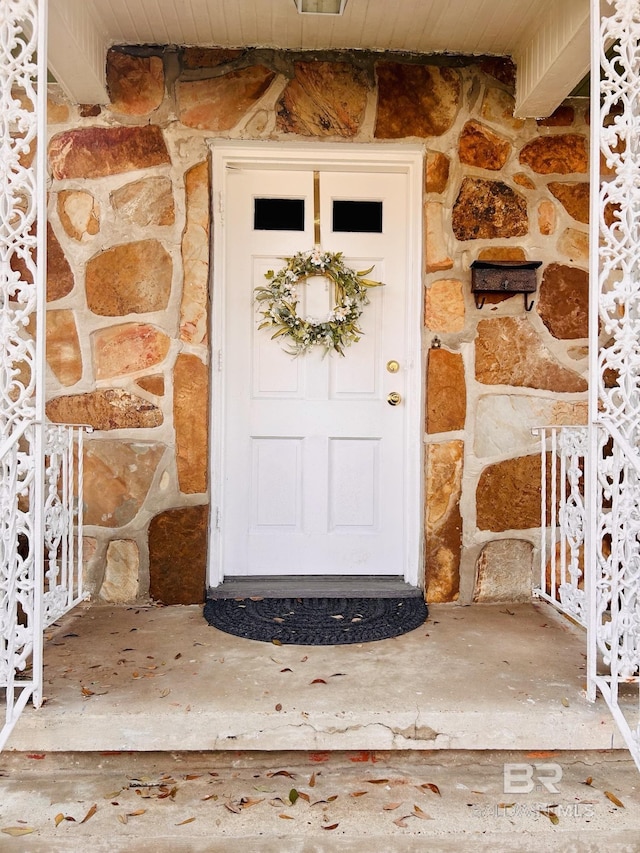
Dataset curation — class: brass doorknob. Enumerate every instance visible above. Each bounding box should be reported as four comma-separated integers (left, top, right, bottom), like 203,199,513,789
387,391,402,406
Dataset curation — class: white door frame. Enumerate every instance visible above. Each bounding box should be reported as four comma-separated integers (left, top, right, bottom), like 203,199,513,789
207,140,424,589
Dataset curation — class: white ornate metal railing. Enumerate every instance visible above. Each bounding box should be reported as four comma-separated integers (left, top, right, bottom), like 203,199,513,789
535,426,588,628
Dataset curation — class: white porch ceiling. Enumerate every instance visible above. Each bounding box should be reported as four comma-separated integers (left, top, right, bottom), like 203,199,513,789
47,0,591,117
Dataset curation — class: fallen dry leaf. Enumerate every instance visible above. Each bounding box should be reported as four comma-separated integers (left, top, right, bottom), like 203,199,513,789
280,668,292,673
289,788,299,805
81,687,94,697
201,793,218,802
367,778,390,785
322,823,339,830
184,775,201,781
118,814,128,825
497,803,516,809
275,703,282,712
272,639,283,646
413,804,433,820
127,809,146,817
176,817,195,826
279,814,295,820
583,776,593,786
419,782,441,796
350,791,368,798
268,770,296,779
393,815,413,828
561,697,570,707
54,814,66,827
297,791,310,803
383,802,403,811
309,772,316,788
605,791,625,808
2,827,35,836
225,802,242,814
539,809,559,825
159,689,171,698
80,804,97,824
310,678,327,684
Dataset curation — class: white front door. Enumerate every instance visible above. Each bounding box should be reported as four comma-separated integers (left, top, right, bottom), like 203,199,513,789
210,144,423,584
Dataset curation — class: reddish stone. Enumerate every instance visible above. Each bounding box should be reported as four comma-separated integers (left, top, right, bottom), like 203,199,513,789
48,126,170,180
177,66,276,131
425,151,450,194
519,134,588,174
182,48,243,69
548,182,589,223
537,263,589,339
46,389,163,430
452,178,528,241
107,50,165,115
478,57,516,88
47,223,74,300
426,349,466,434
277,62,369,137
93,324,171,380
537,106,575,127
180,162,211,345
425,441,462,603
476,454,549,532
149,505,209,604
458,120,511,170
513,172,535,189
86,240,172,317
174,354,209,494
375,63,460,139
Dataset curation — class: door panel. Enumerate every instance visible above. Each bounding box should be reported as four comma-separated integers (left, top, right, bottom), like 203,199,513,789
221,166,410,576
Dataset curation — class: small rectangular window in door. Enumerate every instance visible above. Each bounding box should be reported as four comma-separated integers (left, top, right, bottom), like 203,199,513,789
333,200,383,233
254,198,305,231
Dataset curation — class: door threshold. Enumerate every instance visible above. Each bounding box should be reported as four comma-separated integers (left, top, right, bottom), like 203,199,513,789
207,575,423,599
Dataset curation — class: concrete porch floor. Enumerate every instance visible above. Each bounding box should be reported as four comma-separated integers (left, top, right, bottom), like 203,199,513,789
5,600,628,753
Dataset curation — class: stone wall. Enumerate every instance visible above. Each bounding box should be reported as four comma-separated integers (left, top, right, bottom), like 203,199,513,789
44,48,589,605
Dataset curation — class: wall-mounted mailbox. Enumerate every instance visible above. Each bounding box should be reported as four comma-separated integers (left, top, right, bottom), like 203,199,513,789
470,260,542,311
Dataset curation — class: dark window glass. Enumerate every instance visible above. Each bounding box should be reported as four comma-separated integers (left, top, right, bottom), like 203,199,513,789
254,198,305,231
332,200,383,233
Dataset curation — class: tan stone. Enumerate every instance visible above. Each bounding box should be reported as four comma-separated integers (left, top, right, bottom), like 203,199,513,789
149,505,209,605
110,177,175,227
177,66,276,131
57,190,100,241
426,349,466,433
174,354,209,494
49,126,170,180
474,539,534,602
458,121,511,170
537,199,556,236
476,454,545,532
46,310,82,386
83,440,165,527
425,202,453,272
47,223,74,301
477,247,527,262
475,317,587,392
558,228,589,264
375,63,460,139
548,182,589,224
136,374,165,396
86,240,172,317
100,540,140,603
182,48,243,69
537,263,589,339
480,87,524,130
107,50,165,116
180,162,210,345
47,95,70,124
519,135,588,174
93,324,171,380
513,172,535,189
425,151,450,194
46,389,163,430
425,441,463,603
568,345,589,360
424,279,465,332
537,106,575,127
452,178,528,241
276,62,369,137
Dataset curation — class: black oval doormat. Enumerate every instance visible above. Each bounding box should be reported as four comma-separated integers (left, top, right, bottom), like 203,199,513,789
203,596,428,645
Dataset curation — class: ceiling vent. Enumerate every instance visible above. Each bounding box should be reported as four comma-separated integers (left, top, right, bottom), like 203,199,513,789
294,0,348,14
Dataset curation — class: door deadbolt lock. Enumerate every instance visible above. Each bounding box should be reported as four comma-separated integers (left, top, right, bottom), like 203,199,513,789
386,360,400,374
387,391,402,407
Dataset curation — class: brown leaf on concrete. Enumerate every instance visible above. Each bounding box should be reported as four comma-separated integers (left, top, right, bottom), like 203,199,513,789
80,804,97,824
322,823,339,830
540,809,559,824
176,817,196,825
605,791,625,807
419,782,441,796
383,802,403,810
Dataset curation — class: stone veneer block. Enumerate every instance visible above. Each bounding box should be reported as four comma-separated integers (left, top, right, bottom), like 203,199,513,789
424,279,465,332
478,57,516,87
425,150,450,194
177,66,276,131
93,324,171,380
46,309,82,386
48,126,170,180
425,441,462,603
537,106,575,127
276,62,369,137
47,95,70,124
458,120,511,170
474,395,588,458
86,240,172,317
548,182,589,224
46,389,163,430
83,441,165,527
537,199,557,236
477,246,527,262
558,228,589,264
100,540,140,603
375,63,460,138
475,317,587,392
480,87,524,130
47,223,74,301
453,178,528,241
110,177,175,227
474,539,534,602
136,374,165,396
425,202,453,272
513,172,536,189
182,48,243,69
180,162,211,345
519,135,588,175
148,505,209,605
537,263,589,339
174,354,209,494
57,190,100,241
107,51,165,116
476,454,546,532
426,349,466,433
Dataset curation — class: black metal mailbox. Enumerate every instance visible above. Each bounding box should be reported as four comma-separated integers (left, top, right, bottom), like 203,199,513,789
470,260,542,311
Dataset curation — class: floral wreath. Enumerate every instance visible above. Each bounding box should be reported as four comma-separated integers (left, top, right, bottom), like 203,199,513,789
254,248,383,356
